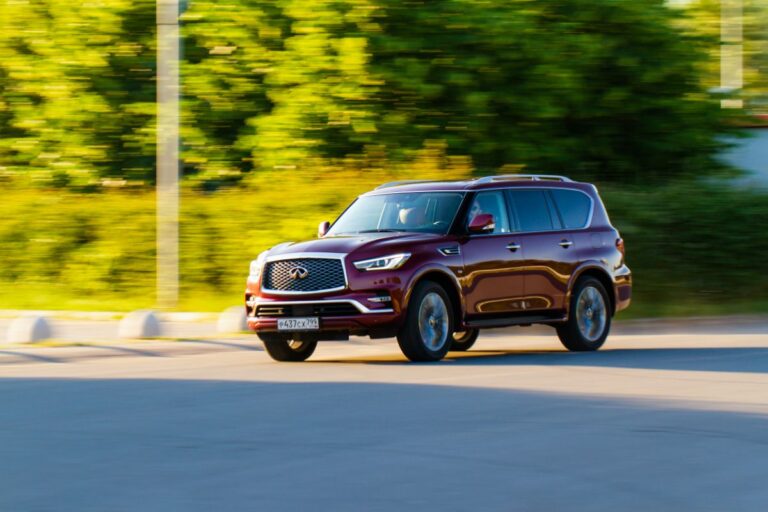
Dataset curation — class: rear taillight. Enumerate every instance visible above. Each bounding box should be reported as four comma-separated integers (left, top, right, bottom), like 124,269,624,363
616,238,625,258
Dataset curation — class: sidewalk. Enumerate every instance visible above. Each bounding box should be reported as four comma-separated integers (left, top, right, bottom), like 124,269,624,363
1,310,766,346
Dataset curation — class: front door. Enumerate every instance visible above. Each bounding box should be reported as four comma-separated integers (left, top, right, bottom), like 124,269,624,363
460,191,527,315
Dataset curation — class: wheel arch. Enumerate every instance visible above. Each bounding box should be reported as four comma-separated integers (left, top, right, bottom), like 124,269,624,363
569,265,616,317
404,267,464,330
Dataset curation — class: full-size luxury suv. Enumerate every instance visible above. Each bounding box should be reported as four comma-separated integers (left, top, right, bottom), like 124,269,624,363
245,175,632,362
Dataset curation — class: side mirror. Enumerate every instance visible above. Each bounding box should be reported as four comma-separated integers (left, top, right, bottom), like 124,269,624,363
468,213,495,234
318,221,330,238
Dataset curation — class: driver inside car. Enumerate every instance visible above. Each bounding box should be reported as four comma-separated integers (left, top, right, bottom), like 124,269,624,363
398,206,427,228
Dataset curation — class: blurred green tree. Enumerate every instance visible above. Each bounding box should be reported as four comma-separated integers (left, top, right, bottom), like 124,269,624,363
182,0,738,183
0,0,122,184
366,0,736,182
0,0,745,185
0,0,157,185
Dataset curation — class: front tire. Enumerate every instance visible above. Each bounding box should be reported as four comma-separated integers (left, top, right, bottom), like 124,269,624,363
397,281,453,362
258,333,318,362
557,277,611,351
450,329,479,351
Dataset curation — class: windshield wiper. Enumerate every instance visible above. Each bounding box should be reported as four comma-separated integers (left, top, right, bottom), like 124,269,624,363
356,229,405,233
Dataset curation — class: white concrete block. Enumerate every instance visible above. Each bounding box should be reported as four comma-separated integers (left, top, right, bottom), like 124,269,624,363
118,310,162,339
6,315,53,343
217,306,247,333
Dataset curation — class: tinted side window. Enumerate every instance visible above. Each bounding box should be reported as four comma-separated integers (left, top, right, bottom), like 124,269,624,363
551,190,591,229
509,190,554,232
466,191,511,234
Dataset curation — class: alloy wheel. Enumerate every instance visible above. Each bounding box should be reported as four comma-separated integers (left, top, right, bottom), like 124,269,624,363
417,292,450,351
575,285,607,342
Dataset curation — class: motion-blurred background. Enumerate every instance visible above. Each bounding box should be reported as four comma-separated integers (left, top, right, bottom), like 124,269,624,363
0,0,765,315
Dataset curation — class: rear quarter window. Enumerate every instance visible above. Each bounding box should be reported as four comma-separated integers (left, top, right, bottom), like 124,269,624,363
551,189,592,229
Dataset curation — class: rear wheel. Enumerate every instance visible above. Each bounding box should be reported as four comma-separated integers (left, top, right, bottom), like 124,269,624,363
449,328,479,351
557,277,611,351
258,333,318,362
397,281,453,362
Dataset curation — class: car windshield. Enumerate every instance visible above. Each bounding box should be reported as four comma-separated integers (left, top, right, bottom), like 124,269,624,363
327,192,465,236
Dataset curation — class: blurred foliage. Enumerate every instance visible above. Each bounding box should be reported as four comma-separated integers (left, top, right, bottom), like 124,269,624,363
0,173,766,314
0,0,765,315
0,186,156,310
602,181,768,316
676,0,768,112
0,0,746,186
0,0,156,186
0,152,471,311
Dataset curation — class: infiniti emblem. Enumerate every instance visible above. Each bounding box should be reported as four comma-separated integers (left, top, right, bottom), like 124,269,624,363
289,266,309,280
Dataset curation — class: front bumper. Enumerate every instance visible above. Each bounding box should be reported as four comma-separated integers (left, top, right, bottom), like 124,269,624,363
246,294,403,338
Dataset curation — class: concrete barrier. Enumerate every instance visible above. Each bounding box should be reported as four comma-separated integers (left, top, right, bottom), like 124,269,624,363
6,315,53,343
217,306,247,333
118,310,162,339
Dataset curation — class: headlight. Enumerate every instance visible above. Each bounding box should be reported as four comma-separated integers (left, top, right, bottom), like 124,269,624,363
353,253,411,271
249,252,268,280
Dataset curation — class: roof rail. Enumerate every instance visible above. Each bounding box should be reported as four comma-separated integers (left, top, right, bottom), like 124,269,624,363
375,180,441,190
476,174,573,184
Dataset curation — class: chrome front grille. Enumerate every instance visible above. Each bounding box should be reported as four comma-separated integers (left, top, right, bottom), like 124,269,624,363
262,257,346,293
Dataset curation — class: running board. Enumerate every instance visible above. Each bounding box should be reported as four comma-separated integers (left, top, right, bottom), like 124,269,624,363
465,314,566,329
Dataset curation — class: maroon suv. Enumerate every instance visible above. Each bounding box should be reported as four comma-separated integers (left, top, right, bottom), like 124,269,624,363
246,175,632,362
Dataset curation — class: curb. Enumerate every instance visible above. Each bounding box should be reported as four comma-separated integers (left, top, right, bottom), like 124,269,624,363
0,310,223,322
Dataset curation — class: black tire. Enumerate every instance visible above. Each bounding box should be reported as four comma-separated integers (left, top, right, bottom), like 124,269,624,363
449,328,479,351
397,281,454,362
557,277,612,351
258,332,318,362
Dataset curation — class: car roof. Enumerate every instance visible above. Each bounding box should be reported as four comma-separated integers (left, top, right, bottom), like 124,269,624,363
363,175,595,196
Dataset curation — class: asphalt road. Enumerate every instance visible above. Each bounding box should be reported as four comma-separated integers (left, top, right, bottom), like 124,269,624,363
1,319,767,511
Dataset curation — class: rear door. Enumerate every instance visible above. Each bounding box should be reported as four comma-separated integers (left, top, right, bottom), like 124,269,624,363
506,188,581,313
459,190,527,315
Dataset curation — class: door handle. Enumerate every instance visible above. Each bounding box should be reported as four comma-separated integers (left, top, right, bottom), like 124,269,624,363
506,242,521,252
559,240,573,248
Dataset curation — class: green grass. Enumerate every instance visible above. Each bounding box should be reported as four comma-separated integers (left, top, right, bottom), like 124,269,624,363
0,283,151,312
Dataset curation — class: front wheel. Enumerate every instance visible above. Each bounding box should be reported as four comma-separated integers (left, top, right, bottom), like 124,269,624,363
449,328,479,351
397,281,453,362
557,277,611,351
258,333,318,362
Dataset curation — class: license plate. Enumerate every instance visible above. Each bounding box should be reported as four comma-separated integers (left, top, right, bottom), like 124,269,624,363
277,317,319,331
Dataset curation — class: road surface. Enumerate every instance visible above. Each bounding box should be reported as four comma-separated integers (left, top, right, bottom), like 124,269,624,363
1,319,767,511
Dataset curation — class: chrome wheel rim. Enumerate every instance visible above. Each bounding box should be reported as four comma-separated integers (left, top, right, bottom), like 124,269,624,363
418,292,449,351
576,286,607,342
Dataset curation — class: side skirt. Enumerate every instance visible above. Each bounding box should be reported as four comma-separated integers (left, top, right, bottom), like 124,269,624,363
465,311,567,329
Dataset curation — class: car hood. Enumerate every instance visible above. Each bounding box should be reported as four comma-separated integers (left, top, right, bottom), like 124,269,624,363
266,232,444,259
